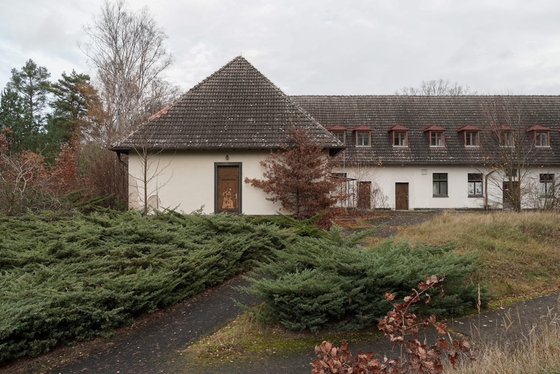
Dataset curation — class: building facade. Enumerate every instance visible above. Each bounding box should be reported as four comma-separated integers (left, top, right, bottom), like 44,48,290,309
112,57,560,213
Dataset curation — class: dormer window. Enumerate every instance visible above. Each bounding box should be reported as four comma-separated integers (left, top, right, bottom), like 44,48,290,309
456,125,480,147
387,125,409,147
352,126,371,146
500,131,513,146
527,125,550,147
494,125,513,146
421,125,445,147
326,125,346,144
431,132,443,146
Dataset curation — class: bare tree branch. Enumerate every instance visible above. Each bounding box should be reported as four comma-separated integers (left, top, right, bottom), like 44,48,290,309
395,79,477,96
80,0,178,145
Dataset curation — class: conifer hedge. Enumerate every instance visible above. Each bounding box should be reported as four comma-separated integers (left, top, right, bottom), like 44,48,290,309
0,210,292,363
243,226,489,332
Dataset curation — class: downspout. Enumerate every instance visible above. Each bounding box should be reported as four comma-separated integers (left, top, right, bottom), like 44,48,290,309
116,150,129,209
484,169,497,210
116,150,129,167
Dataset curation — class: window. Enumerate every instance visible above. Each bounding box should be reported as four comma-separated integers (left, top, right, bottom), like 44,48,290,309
356,131,370,146
540,174,554,197
468,173,483,197
535,131,549,147
465,131,479,146
527,126,550,147
433,173,448,197
457,126,480,147
332,131,345,144
388,126,409,147
393,131,408,146
499,131,513,147
505,168,518,179
430,132,444,147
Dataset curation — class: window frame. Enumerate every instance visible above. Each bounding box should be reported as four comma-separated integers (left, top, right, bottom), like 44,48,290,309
332,131,346,144
540,173,555,197
468,173,483,197
356,131,371,147
464,131,479,147
393,131,408,147
433,173,448,197
535,131,550,147
430,131,444,147
499,131,514,147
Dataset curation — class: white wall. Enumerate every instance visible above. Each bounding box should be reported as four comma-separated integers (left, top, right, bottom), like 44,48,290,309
128,150,560,213
336,165,560,210
128,150,283,215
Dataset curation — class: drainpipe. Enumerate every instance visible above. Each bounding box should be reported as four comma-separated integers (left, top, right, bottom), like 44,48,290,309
116,150,129,167
484,169,497,210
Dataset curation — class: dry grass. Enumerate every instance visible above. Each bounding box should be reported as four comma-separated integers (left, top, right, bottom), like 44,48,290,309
395,211,560,299
179,211,560,371
452,312,560,373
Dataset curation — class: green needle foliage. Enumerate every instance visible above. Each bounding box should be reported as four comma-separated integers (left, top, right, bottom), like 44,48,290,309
242,225,488,333
0,210,293,363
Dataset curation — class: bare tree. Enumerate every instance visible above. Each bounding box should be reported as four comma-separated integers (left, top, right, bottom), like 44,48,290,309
80,0,177,145
127,115,173,215
479,96,538,212
395,79,477,96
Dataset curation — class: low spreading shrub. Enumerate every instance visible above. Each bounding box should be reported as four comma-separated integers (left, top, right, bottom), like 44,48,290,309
241,225,489,332
0,210,293,363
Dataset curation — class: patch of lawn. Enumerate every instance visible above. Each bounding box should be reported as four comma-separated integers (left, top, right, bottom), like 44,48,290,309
395,211,560,299
176,310,381,370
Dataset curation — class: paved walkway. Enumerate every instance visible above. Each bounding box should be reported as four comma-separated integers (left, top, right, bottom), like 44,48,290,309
37,283,558,374
198,292,560,374
2,274,558,373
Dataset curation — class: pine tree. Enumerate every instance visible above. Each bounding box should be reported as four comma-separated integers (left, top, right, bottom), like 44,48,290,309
1,59,51,154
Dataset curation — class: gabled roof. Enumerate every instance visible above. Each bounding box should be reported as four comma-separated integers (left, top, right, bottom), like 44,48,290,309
455,125,481,132
387,125,408,132
526,125,550,132
290,95,560,166
111,56,343,151
420,125,446,132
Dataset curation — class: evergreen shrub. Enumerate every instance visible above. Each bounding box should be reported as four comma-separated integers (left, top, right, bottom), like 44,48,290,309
0,210,292,363
242,225,489,332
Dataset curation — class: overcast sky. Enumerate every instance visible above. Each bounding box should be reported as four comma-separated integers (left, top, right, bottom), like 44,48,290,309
1,0,560,96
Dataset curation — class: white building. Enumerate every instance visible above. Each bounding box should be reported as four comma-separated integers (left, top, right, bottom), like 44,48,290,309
112,57,560,213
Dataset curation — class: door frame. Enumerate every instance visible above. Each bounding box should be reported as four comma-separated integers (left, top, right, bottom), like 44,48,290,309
214,163,242,214
395,182,409,210
357,181,372,209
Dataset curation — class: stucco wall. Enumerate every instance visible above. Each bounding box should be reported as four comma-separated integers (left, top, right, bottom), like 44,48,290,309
128,150,560,213
336,165,560,210
128,150,283,215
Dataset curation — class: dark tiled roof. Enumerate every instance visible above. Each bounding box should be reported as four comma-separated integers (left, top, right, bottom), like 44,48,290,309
111,57,343,151
290,95,560,166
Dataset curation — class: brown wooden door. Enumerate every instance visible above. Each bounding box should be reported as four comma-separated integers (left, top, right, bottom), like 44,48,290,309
395,183,409,210
216,165,240,214
357,181,371,209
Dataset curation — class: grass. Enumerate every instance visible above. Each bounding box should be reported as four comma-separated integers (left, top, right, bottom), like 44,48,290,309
452,311,560,373
175,309,381,368
181,211,560,371
395,211,560,299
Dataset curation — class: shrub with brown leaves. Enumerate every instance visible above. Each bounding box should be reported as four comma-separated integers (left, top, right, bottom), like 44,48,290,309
311,276,475,374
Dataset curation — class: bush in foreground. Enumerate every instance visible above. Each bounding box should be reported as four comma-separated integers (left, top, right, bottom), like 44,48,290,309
242,226,489,332
0,210,293,363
